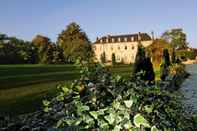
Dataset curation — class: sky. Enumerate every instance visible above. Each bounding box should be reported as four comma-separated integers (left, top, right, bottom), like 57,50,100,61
0,0,197,47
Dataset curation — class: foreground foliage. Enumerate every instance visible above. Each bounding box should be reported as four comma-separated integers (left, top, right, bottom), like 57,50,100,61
43,61,196,130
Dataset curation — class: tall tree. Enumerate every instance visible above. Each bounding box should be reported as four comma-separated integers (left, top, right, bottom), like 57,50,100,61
160,49,171,81
0,33,8,41
133,45,155,82
57,22,93,63
32,35,51,64
161,28,188,50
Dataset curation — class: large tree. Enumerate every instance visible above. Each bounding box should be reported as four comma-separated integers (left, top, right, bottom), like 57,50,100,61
32,35,51,64
161,28,188,50
57,22,93,63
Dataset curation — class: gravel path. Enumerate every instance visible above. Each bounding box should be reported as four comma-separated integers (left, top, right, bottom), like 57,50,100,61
180,64,197,114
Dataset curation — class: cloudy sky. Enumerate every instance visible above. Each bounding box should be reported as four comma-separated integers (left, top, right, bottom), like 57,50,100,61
0,0,196,47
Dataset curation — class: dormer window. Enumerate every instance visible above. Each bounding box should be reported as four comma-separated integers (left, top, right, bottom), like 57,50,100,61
106,38,109,43
111,46,113,50
131,37,134,42
100,39,103,43
112,38,115,43
124,37,127,42
118,37,121,42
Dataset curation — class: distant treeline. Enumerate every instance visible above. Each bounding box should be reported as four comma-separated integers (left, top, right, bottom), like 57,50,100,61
0,22,93,64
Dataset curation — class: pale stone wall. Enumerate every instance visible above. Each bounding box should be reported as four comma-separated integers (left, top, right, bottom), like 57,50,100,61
92,40,153,64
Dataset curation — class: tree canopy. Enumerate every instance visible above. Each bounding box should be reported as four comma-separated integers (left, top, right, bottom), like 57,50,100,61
161,28,188,50
32,35,65,64
57,22,93,63
0,33,65,64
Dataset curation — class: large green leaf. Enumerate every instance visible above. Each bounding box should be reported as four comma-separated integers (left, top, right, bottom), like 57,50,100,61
123,121,133,129
81,105,90,111
90,111,98,119
104,113,115,125
144,105,154,113
113,125,121,131
42,100,50,106
124,100,133,108
151,125,159,131
113,101,121,110
133,114,150,128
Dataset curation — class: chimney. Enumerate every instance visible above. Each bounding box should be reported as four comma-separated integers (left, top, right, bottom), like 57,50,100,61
138,32,141,41
106,35,110,43
151,31,154,40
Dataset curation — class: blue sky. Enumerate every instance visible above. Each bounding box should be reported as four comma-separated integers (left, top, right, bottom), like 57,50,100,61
0,0,197,47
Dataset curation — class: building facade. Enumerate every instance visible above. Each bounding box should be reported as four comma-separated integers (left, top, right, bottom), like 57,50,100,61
92,33,153,64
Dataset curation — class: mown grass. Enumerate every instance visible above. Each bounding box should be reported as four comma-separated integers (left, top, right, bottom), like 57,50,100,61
0,64,133,116
108,64,133,78
0,64,80,89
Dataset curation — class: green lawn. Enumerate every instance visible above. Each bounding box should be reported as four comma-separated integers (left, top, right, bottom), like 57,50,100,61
108,64,133,78
0,64,133,116
0,64,80,89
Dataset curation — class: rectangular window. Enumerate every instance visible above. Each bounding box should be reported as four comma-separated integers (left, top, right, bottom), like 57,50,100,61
118,46,120,50
118,38,121,42
106,38,109,43
131,37,134,41
111,46,113,50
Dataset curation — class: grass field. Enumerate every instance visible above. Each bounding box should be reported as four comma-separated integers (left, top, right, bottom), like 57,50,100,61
0,64,133,116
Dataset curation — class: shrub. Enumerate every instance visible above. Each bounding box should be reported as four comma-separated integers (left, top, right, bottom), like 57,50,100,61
133,46,146,74
100,52,106,63
42,61,195,130
168,64,189,88
133,46,155,82
176,49,197,61
143,57,155,82
163,49,171,66
160,49,170,81
171,48,176,64
112,53,116,65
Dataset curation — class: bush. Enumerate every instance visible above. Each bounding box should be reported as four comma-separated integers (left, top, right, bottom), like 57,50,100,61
133,46,155,82
163,49,171,66
160,49,170,81
41,61,195,130
143,57,155,82
168,64,189,88
176,50,197,61
100,52,106,63
112,53,116,65
171,48,176,64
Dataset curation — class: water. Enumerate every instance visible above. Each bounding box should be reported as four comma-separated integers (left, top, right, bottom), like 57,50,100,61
180,64,197,114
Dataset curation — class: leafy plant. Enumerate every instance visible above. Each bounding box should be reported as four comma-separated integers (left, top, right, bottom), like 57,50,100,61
43,60,195,130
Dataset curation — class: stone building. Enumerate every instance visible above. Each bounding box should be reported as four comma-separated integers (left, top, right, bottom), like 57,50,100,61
92,33,153,64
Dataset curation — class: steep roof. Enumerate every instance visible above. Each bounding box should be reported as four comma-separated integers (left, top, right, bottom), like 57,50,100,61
94,33,152,44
